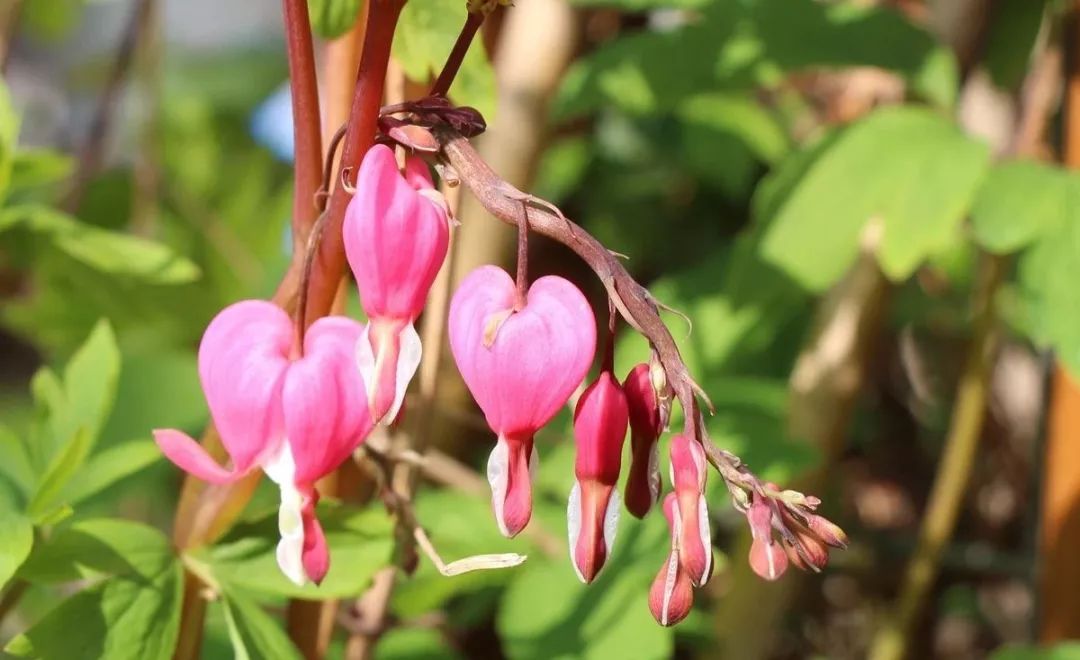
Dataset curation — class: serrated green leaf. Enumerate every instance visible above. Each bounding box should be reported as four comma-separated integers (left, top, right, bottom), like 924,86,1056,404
759,106,990,290
6,555,182,660
971,160,1068,253
27,428,92,523
62,439,162,505
393,0,496,118
0,510,33,590
220,584,303,660
307,0,363,38
205,502,393,599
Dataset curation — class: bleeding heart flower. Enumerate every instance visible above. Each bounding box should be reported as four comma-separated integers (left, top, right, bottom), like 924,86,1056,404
567,371,628,583
344,144,450,426
649,493,694,626
746,494,788,581
669,433,712,586
153,301,372,586
622,363,664,518
449,265,596,537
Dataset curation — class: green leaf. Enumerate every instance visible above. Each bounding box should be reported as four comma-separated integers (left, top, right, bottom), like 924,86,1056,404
0,510,33,590
26,428,92,523
59,318,121,450
9,149,73,201
0,80,20,204
204,502,393,599
0,425,36,500
971,161,1068,254
677,92,789,165
62,439,162,505
393,0,497,118
18,518,174,584
983,0,1048,91
0,205,201,284
375,628,464,660
990,643,1080,660
6,551,181,660
497,515,672,660
759,106,990,290
1017,177,1080,376
220,585,303,660
307,0,363,38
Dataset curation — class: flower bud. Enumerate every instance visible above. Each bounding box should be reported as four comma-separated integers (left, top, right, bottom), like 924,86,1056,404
649,494,694,627
668,434,712,586
746,493,787,581
568,372,628,582
622,363,662,518
449,265,596,537
807,513,849,549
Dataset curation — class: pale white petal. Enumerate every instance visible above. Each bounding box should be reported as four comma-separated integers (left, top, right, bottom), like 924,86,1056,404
566,481,584,583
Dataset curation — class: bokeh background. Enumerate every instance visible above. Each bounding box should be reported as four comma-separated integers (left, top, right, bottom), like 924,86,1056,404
2,0,1080,658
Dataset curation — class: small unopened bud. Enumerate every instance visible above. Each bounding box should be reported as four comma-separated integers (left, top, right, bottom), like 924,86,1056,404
786,532,829,572
649,494,694,626
807,514,848,549
749,536,789,581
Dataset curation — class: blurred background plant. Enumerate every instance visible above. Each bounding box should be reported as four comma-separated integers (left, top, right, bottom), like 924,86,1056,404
1,0,1080,658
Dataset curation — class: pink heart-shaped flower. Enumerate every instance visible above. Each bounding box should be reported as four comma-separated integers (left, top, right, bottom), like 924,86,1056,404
449,265,596,536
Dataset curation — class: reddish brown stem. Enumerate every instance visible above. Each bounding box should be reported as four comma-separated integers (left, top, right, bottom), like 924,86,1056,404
303,0,406,328
429,11,485,97
282,0,324,248
514,200,529,310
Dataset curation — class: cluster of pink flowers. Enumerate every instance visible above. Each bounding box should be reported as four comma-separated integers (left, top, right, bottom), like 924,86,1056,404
154,142,843,624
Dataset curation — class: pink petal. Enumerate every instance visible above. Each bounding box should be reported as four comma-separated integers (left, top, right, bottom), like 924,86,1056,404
566,479,621,583
649,494,694,626
623,363,662,518
573,372,629,485
198,300,291,474
449,265,597,436
283,316,374,487
487,434,537,538
152,429,243,484
669,434,712,586
343,144,450,322
302,495,330,584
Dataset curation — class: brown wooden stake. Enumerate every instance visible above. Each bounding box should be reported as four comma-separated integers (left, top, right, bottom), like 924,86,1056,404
1039,8,1080,643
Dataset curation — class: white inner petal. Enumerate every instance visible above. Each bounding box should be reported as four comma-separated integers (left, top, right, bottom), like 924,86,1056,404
263,442,307,587
487,439,510,537
660,549,679,626
355,323,378,415
647,443,661,506
387,322,423,424
696,493,712,585
603,488,621,562
566,481,584,583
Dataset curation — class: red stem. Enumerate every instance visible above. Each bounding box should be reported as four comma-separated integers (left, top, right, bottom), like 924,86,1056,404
282,0,324,247
303,0,406,326
429,11,484,97
514,200,529,310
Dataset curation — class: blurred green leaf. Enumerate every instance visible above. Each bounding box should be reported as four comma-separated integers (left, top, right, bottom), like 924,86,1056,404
497,514,672,660
760,106,990,290
220,584,303,660
8,149,73,202
204,502,393,599
394,0,497,118
991,643,1080,660
308,0,363,38
678,93,789,165
20,0,85,41
971,160,1068,254
374,628,464,660
57,319,121,450
62,440,162,506
557,0,956,118
6,521,181,660
983,0,1048,91
0,80,20,204
0,205,201,284
99,351,204,450
19,518,173,583
0,509,33,590
26,428,91,524
0,425,36,500
1017,177,1080,376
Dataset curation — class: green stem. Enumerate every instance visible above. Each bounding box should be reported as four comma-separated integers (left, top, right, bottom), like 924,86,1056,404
868,253,1006,660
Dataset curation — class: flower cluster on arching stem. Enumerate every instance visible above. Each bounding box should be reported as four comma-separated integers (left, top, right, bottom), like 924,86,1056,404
152,135,847,624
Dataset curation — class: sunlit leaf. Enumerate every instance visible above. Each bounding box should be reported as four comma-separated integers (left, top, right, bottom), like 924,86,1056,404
220,584,303,660
0,509,33,590
308,0,363,38
971,160,1069,254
